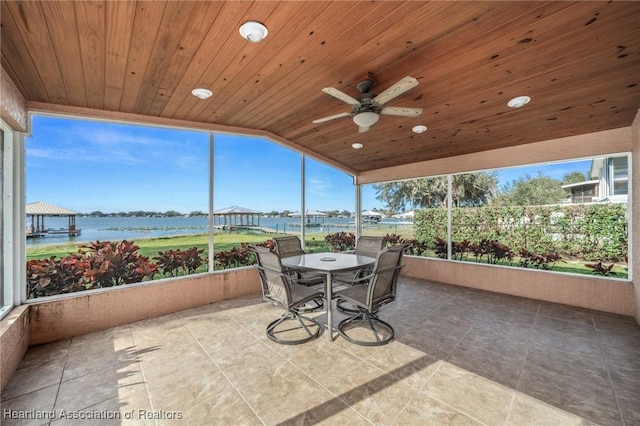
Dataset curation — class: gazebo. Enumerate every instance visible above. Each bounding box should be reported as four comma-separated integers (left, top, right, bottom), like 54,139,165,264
213,206,262,230
359,210,384,224
288,209,327,226
25,201,81,238
393,210,415,222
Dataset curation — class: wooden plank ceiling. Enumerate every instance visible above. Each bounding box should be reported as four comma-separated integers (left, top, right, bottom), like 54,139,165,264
2,1,640,174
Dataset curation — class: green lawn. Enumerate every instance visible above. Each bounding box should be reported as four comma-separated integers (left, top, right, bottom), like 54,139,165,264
27,231,627,279
26,228,412,260
420,252,628,279
26,232,332,261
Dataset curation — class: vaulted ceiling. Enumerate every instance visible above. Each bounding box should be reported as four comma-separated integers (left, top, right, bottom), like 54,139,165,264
2,1,640,175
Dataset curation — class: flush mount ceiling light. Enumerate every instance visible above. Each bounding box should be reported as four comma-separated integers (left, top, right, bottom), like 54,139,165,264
507,95,531,108
191,88,212,100
412,125,428,133
352,112,380,127
239,21,268,42
352,143,364,149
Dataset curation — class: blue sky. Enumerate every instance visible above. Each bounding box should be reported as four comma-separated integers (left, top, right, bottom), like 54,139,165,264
26,115,591,214
26,116,361,213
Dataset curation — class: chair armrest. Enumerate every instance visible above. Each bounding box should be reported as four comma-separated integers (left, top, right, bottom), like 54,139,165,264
343,264,404,286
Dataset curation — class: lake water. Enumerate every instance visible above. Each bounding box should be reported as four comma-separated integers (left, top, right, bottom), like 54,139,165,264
26,216,413,246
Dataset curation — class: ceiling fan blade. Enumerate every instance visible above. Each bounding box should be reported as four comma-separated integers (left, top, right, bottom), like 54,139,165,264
321,87,361,106
373,76,419,106
312,111,351,124
359,125,370,133
380,106,423,117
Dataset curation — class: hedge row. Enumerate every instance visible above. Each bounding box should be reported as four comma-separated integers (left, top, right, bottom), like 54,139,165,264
413,203,627,262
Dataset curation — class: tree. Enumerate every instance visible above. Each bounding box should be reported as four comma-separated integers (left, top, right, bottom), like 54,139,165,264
373,172,498,211
494,173,568,206
563,171,589,184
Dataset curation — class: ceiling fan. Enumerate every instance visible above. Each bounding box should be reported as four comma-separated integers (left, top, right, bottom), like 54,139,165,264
312,75,423,133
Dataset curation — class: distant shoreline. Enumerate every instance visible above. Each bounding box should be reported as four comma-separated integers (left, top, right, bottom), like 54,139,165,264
26,216,414,248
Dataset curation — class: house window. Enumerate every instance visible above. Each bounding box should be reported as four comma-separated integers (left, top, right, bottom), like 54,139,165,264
614,181,628,195
611,156,628,181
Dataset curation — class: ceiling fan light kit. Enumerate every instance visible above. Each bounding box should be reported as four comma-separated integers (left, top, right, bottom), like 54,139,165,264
239,21,268,42
353,111,380,127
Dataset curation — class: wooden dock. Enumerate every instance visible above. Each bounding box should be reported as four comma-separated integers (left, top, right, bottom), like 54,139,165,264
27,228,81,238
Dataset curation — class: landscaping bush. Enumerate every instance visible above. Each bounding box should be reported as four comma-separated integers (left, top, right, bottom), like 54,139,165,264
26,240,211,297
324,232,356,252
27,240,158,298
214,243,255,269
154,246,205,276
414,203,627,262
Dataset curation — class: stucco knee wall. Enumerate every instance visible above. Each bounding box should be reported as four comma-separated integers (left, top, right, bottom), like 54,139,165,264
28,267,262,345
402,256,635,317
1,305,30,392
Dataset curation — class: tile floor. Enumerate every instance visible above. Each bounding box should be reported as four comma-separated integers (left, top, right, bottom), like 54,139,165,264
2,277,640,425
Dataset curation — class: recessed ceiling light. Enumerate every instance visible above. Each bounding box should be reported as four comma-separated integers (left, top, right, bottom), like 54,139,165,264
352,143,363,149
507,96,531,108
412,125,428,133
239,21,268,42
191,88,212,100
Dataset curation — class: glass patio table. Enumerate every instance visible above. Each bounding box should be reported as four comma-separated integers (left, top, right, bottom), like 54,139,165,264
281,252,376,341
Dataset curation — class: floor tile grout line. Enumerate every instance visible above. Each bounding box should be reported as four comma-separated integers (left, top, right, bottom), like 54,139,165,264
438,313,522,426
388,386,424,426
284,355,375,425
417,361,492,426
230,313,372,416
127,324,159,426
513,302,540,395
504,393,517,426
387,359,448,426
236,310,392,424
47,337,73,426
593,316,627,426
181,312,270,426
442,312,477,362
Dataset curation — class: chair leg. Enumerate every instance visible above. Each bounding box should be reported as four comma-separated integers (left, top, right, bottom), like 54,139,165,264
296,297,324,313
337,310,394,346
266,311,323,345
335,297,359,314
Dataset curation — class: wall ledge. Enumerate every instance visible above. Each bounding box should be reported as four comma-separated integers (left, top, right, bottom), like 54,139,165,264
1,305,30,392
28,267,261,345
402,255,636,317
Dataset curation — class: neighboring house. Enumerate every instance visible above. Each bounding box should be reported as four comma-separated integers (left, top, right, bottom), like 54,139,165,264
562,156,628,204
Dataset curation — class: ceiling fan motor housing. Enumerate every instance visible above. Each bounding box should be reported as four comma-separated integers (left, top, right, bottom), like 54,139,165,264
356,77,377,94
355,93,381,113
